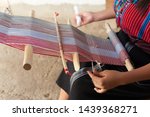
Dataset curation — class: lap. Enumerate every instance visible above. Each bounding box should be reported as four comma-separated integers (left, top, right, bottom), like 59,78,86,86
69,66,150,100
56,30,150,100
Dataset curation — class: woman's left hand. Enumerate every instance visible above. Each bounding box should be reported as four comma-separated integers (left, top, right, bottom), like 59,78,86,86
87,70,125,93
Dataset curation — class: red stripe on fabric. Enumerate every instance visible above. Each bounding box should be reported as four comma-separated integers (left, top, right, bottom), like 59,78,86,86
135,11,148,38
122,5,141,36
0,33,124,66
128,5,141,36
0,30,116,53
4,41,123,66
121,4,149,43
7,36,60,51
0,32,114,54
142,22,150,43
6,42,123,66
122,6,133,32
0,21,115,51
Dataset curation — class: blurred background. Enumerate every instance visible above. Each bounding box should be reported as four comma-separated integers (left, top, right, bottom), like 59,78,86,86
0,0,115,99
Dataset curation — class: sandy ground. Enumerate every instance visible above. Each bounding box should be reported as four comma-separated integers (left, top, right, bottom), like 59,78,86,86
0,3,116,99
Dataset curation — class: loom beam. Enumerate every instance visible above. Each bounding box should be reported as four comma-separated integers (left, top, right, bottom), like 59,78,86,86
23,44,33,70
23,10,34,70
105,23,134,71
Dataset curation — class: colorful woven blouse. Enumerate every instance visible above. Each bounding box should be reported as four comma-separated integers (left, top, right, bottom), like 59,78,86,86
114,0,150,44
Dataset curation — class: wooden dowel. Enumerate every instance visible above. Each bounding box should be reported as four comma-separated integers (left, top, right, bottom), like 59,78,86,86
67,18,80,71
54,12,70,74
23,44,33,70
72,52,80,71
105,23,134,71
23,10,34,70
125,59,134,71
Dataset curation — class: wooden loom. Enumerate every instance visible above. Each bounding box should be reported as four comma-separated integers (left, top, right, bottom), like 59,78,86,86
23,10,34,70
0,11,134,74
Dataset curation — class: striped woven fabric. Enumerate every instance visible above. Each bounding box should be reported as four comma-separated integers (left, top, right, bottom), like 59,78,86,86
114,0,150,44
0,12,129,66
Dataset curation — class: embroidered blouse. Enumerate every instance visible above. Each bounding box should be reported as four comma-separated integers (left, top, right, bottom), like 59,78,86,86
114,0,150,44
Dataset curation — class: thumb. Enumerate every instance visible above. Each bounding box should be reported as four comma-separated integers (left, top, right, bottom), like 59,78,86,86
87,71,98,80
93,69,104,77
87,71,102,83
93,69,99,76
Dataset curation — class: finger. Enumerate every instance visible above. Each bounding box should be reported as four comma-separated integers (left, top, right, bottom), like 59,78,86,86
94,88,107,94
87,71,97,79
93,69,101,76
87,71,102,80
93,69,106,78
87,71,102,88
94,88,101,93
71,15,82,27
78,15,88,26
97,70,106,77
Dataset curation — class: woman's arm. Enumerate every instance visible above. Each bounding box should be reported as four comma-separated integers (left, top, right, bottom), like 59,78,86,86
87,63,150,93
73,3,115,26
91,7,115,22
120,63,150,85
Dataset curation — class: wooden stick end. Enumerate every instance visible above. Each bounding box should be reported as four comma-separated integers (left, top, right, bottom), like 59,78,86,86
23,44,33,70
125,59,134,71
23,63,32,70
73,52,80,71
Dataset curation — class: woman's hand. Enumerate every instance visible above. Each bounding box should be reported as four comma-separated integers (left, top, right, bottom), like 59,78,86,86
88,64,150,93
73,12,95,26
87,70,125,93
72,7,115,27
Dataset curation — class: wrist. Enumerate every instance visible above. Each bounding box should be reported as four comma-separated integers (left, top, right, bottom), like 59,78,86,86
118,71,139,86
92,12,103,22
118,72,131,86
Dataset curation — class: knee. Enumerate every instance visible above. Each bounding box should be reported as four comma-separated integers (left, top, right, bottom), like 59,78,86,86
69,75,94,100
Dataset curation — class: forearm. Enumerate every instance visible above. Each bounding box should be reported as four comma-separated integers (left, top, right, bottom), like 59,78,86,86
92,6,115,22
120,63,150,85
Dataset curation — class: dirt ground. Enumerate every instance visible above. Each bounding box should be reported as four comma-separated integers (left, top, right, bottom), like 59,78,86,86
0,3,115,99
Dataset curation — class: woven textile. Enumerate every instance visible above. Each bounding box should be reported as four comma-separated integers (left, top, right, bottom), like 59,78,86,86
0,12,129,66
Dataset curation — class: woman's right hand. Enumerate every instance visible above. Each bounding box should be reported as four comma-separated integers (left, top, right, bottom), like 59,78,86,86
73,12,95,27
